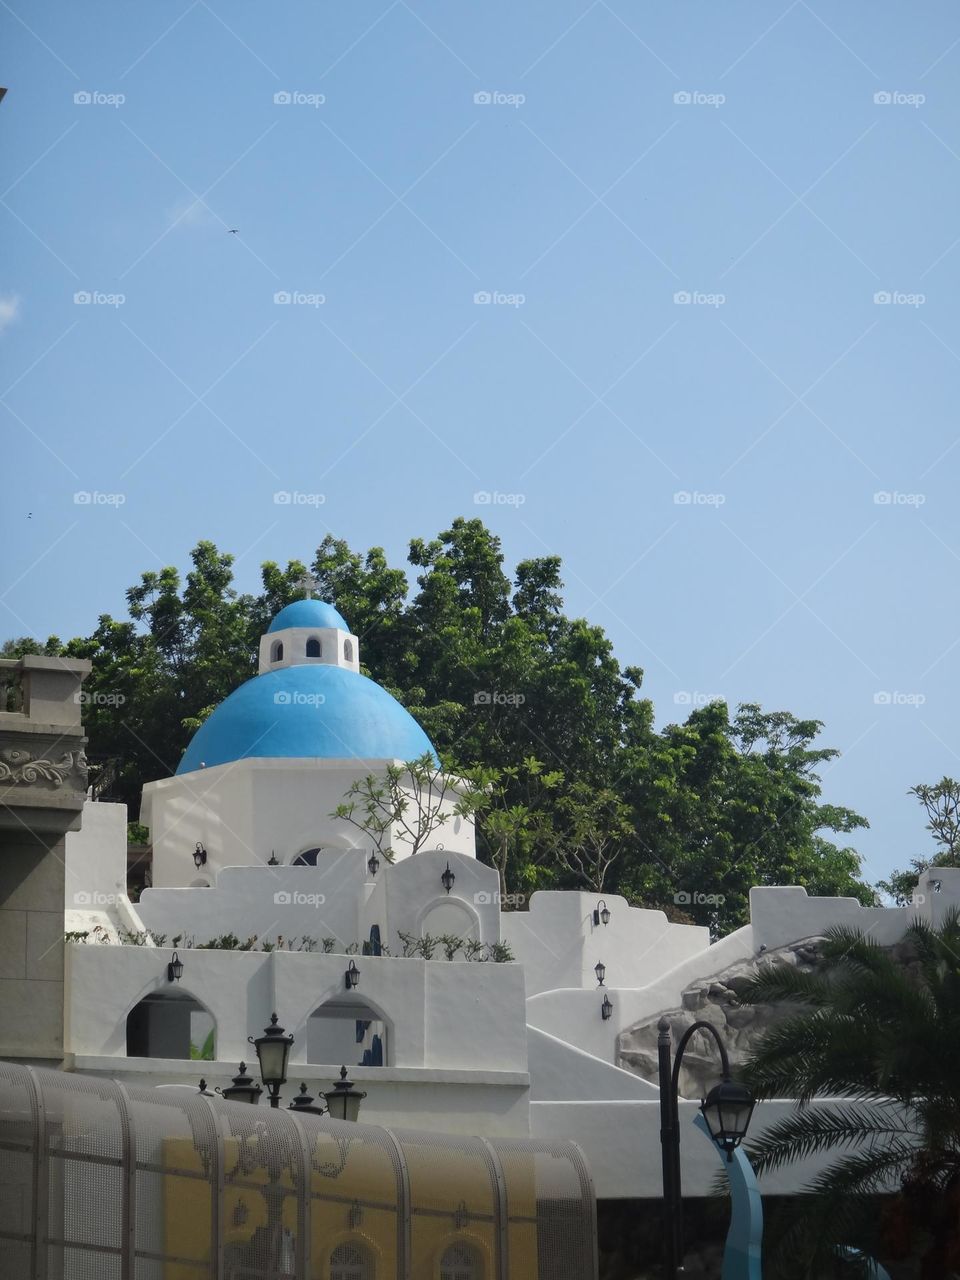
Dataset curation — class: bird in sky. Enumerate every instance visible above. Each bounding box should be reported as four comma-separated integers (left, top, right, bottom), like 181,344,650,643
227,228,239,234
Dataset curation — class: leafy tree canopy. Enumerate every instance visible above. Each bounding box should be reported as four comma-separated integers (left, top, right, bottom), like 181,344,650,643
5,521,876,933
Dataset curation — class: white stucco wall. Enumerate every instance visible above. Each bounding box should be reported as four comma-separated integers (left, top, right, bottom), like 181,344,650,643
65,943,527,1073
502,892,710,995
63,800,128,910
142,757,477,888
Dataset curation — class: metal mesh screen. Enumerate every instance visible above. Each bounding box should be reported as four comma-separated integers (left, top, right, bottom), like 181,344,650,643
0,1062,597,1280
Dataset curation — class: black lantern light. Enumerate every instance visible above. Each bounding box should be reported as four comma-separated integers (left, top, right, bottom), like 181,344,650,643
440,861,456,894
250,1013,294,1108
594,960,606,986
367,852,380,877
345,960,360,990
219,1062,263,1105
323,1066,367,1122
700,1079,756,1163
601,994,613,1021
287,1082,327,1117
593,900,611,927
167,951,184,983
267,851,279,866
193,842,207,868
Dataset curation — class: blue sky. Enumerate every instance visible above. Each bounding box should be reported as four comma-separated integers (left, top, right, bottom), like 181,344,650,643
4,2,960,884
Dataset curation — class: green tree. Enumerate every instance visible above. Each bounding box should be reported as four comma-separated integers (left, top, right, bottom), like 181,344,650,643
737,911,960,1278
878,777,960,905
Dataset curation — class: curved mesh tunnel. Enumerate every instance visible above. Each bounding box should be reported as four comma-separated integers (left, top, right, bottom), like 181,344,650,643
0,1062,597,1280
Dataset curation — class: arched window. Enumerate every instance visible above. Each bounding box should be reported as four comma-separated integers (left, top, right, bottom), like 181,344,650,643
271,640,284,663
344,639,354,663
330,1241,373,1280
306,636,321,658
126,992,215,1060
440,1243,482,1280
293,847,322,866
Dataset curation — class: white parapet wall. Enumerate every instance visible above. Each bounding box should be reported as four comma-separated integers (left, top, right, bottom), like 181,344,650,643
501,891,710,996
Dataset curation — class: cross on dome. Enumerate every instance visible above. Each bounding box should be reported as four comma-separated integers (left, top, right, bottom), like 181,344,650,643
295,571,320,599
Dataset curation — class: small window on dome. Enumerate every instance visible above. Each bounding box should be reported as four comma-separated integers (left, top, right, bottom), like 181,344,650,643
306,637,321,658
344,639,354,663
271,640,283,663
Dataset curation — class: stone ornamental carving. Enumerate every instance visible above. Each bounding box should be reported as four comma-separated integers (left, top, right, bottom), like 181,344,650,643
0,747,88,788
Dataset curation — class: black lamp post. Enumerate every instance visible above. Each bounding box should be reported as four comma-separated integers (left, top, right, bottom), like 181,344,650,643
167,951,184,983
250,1013,294,1108
287,1082,327,1116
219,1062,263,1105
657,1017,755,1279
193,842,207,868
440,861,456,894
593,900,611,926
323,1066,367,1122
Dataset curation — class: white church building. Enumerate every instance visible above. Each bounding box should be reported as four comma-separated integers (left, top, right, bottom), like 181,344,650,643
57,596,959,1202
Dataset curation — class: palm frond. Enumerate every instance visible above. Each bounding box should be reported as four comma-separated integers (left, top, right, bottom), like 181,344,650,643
745,1102,915,1176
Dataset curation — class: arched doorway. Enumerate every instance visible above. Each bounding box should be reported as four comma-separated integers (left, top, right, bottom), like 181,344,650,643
126,992,215,1060
308,1002,387,1067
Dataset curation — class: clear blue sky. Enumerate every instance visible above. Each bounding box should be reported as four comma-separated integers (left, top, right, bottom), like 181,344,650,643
4,2,960,885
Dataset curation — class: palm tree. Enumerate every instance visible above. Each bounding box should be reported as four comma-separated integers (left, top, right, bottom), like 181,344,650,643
735,908,960,1279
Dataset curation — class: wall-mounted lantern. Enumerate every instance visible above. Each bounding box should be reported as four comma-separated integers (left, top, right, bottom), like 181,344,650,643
367,852,380,877
601,994,613,1021
219,1062,263,1105
594,960,606,987
193,842,207,868
345,960,361,990
267,851,278,866
440,862,456,894
593,900,611,927
167,951,184,983
323,1066,367,1122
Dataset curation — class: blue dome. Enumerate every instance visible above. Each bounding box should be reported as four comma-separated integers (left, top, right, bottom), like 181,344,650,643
176,666,436,774
268,599,349,633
